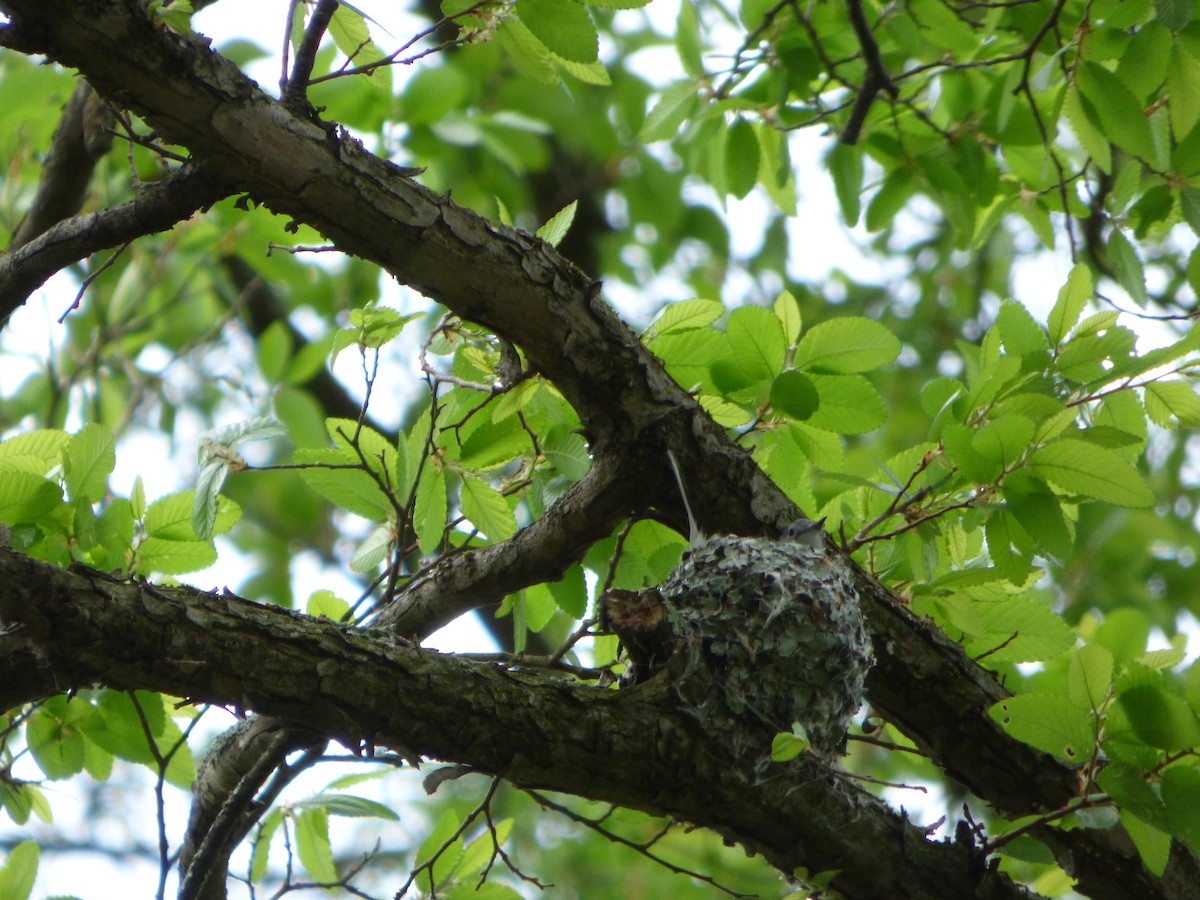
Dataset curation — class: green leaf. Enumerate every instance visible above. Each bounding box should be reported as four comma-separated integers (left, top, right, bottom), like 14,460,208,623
1028,439,1155,507
548,564,587,618
1075,61,1158,161
1063,86,1113,173
1108,228,1149,305
649,298,724,336
1099,763,1169,830
535,200,577,247
251,809,283,882
1069,644,1115,711
639,81,699,142
964,595,1076,663
307,589,349,620
773,290,802,345
461,476,517,541
795,316,900,373
256,320,293,383
0,841,38,900
295,448,393,520
26,702,85,779
146,490,240,539
675,0,704,78
991,693,1095,762
827,143,863,226
296,808,338,883
1157,0,1194,31
192,459,229,541
516,0,598,63
725,117,760,199
351,523,392,572
297,793,401,819
1121,809,1172,876
1121,684,1200,750
63,423,115,502
414,464,447,554
726,305,786,381
1169,41,1200,138
770,370,820,421
996,300,1048,356
1144,381,1200,427
1049,264,1092,344
543,427,591,481
137,536,217,575
0,429,68,474
805,374,886,434
1164,765,1200,856
771,730,808,762
0,471,62,524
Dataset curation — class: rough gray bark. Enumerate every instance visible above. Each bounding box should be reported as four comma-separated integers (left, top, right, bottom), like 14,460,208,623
0,1,1197,897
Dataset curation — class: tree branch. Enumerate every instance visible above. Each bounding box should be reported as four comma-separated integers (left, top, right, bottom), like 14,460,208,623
0,547,1032,900
0,165,225,322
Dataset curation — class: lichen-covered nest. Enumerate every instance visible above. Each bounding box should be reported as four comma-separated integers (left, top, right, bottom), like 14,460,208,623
659,535,874,757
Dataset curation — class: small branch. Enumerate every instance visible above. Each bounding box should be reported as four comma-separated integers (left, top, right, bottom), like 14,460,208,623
0,166,225,324
282,0,340,109
840,0,899,144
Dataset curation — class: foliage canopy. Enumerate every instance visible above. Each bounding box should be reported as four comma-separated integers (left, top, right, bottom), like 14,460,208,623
3,0,1200,897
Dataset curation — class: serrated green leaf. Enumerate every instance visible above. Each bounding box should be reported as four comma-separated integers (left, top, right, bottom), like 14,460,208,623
639,81,699,142
295,448,393,520
414,464,447,554
543,427,590,481
516,0,598,63
351,523,392,572
307,589,349,620
805,374,886,434
649,298,724,336
827,143,863,226
1158,0,1194,31
770,370,819,421
773,290,802,345
1049,264,1093,345
1069,644,1115,711
553,51,611,85
1100,763,1169,830
996,300,1048,355
725,117,760,199
251,809,283,882
63,423,115,503
1164,765,1200,856
0,471,62,524
26,703,85,780
146,490,240,539
0,841,38,900
795,316,900,373
966,595,1075,662
726,305,786,381
192,459,229,541
1169,41,1200,138
675,0,704,78
296,808,338,883
1075,62,1157,160
1063,86,1113,173
496,17,560,85
1145,381,1200,427
1029,439,1155,507
461,477,517,541
1120,685,1200,750
0,429,68,473
1109,228,1149,305
203,416,288,453
1121,809,1172,876
136,536,217,575
297,793,401,819
991,693,1095,761
535,200,577,247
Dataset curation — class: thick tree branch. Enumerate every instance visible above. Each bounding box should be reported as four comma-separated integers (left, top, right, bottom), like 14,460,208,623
0,547,1032,900
0,2,1195,895
0,166,225,321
